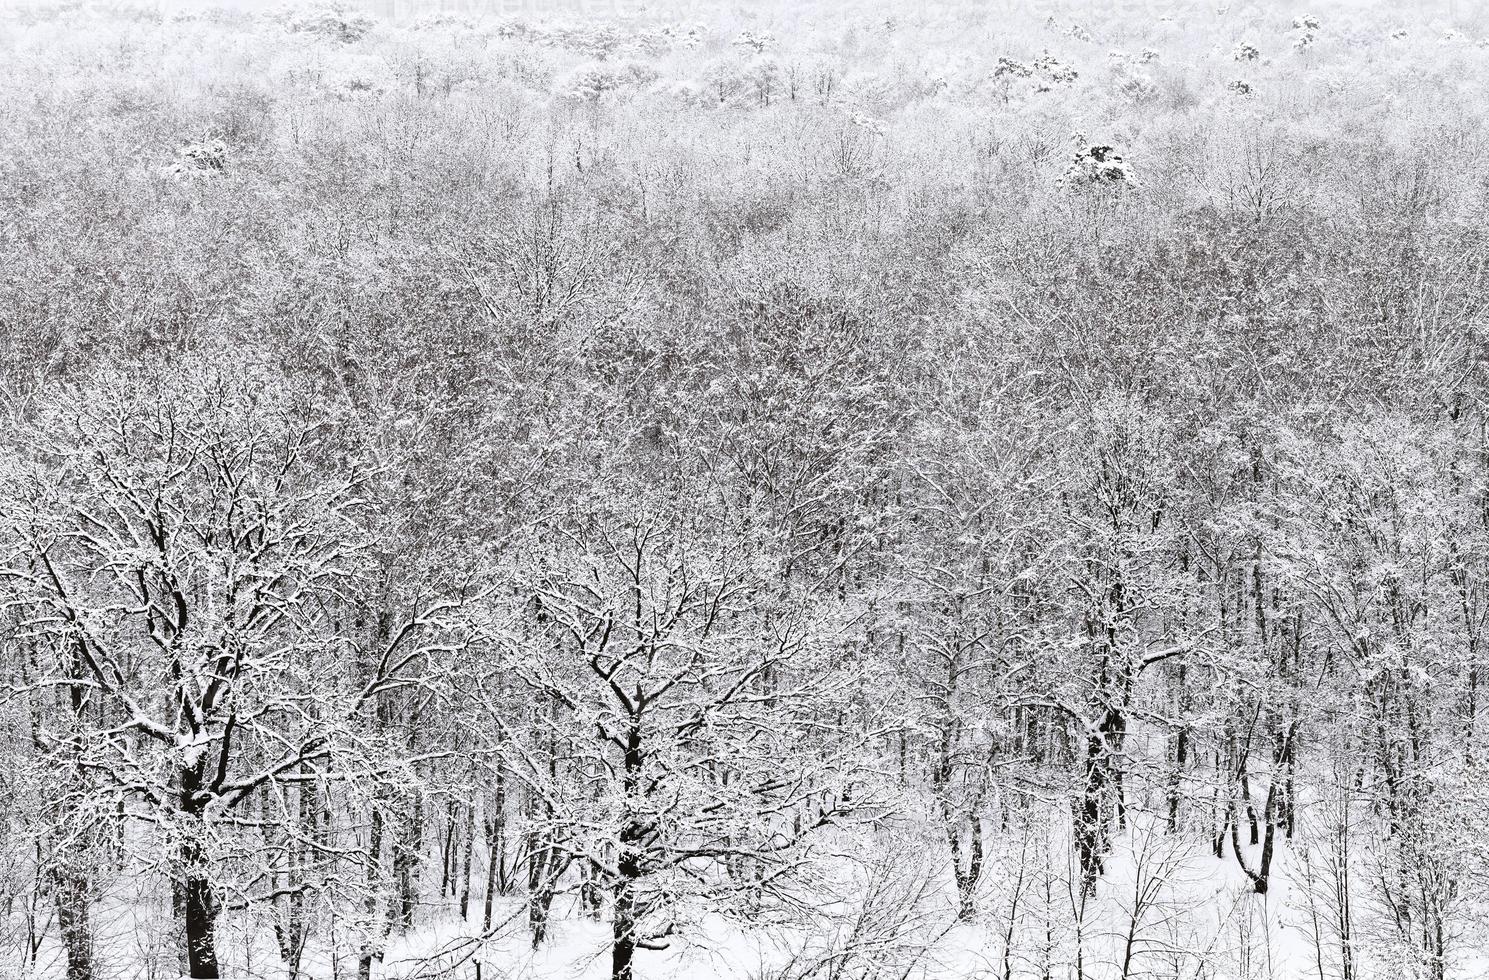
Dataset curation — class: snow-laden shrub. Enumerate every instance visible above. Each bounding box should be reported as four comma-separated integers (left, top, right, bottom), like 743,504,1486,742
627,29,672,56
278,2,374,43
992,52,1078,96
665,78,707,104
493,18,533,40
658,23,706,48
1120,73,1159,101
994,57,1033,79
744,57,784,105
693,58,743,105
493,19,633,58
159,138,226,180
316,52,398,98
558,64,624,101
848,110,886,137
1032,51,1079,90
835,71,898,111
385,46,485,96
733,30,774,53
409,13,478,35
1290,15,1319,51
1059,142,1135,189
1234,41,1261,61
549,24,626,59
1228,79,1254,97
557,60,657,102
685,56,788,107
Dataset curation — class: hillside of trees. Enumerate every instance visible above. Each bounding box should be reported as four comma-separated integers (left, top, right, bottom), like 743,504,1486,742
3,1,1489,978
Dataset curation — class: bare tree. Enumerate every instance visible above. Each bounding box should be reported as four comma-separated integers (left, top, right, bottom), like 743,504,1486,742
0,361,465,978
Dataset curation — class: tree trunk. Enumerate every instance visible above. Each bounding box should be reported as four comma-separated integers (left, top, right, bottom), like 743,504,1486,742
612,863,638,980
180,849,221,978
526,833,557,949
52,864,92,980
963,814,984,920
51,647,95,980
458,803,476,920
945,809,983,921
1167,713,1188,832
393,789,423,932
357,801,387,980
613,721,645,980
1076,729,1108,894
178,762,220,979
482,812,500,932
581,860,604,920
1242,770,1260,845
440,798,457,900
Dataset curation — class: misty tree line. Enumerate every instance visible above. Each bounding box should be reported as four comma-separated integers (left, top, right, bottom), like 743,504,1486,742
4,31,1489,978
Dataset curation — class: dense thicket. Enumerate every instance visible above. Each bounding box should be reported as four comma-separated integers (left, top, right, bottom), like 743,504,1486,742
3,2,1489,979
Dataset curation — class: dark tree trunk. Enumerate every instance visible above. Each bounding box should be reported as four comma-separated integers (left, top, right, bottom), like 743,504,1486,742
359,622,394,980
612,721,646,980
1229,781,1278,895
1168,724,1188,832
482,813,500,932
273,899,305,980
612,872,637,980
51,647,95,980
526,833,558,949
440,798,457,899
1242,771,1260,845
1077,729,1108,894
949,812,983,921
459,802,476,920
931,723,984,920
180,847,221,978
357,801,387,980
178,763,220,979
52,864,92,980
393,790,424,932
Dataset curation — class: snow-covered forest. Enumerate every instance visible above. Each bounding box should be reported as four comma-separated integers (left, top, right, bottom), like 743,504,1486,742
3,0,1489,978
